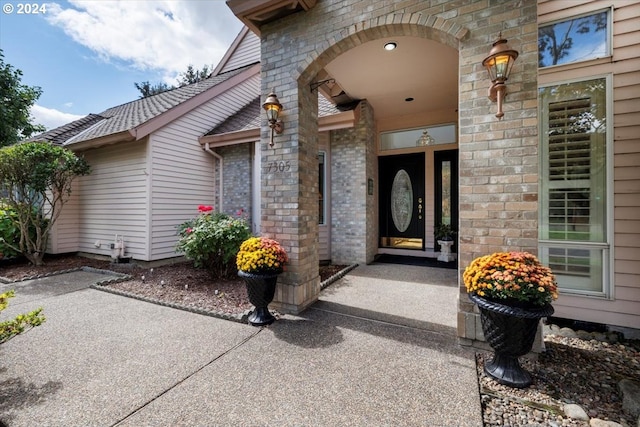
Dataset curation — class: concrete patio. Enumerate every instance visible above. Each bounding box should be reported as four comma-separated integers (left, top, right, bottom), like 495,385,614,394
0,263,482,426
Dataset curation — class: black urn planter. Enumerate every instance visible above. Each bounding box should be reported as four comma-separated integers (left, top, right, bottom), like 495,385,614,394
238,270,279,326
469,293,554,388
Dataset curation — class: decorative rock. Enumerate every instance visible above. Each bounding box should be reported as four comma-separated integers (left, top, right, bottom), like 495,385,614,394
577,330,593,340
564,403,590,421
592,332,607,342
619,378,640,418
589,419,622,427
557,327,579,338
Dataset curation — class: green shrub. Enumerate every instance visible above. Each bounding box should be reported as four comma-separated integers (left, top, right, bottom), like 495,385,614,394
176,205,252,279
0,203,21,258
0,290,45,345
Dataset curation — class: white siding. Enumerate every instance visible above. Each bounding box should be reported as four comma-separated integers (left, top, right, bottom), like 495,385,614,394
218,31,260,74
149,74,261,260
539,0,640,329
75,141,149,260
48,181,80,254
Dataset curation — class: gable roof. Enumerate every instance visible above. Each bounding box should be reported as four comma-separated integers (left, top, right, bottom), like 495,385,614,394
31,64,259,150
212,27,260,76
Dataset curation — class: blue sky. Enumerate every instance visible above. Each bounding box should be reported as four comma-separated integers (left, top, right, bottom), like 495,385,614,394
0,0,244,130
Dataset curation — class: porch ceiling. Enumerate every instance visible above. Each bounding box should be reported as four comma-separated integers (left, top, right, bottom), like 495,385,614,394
323,36,458,120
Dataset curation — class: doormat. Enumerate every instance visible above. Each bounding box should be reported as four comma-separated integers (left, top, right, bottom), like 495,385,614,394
374,254,457,270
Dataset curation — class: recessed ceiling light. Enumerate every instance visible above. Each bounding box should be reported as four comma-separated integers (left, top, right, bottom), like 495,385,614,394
384,41,397,51
405,97,414,102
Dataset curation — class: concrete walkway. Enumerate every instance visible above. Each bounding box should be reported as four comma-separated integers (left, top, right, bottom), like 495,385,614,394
0,264,482,427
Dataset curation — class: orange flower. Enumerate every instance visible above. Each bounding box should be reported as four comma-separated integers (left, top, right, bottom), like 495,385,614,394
463,251,558,307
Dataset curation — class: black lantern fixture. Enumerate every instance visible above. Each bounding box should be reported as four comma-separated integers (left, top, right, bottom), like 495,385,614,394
482,36,519,120
262,90,284,147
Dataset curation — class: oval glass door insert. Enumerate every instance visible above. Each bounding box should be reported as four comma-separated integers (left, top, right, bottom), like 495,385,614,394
391,169,413,232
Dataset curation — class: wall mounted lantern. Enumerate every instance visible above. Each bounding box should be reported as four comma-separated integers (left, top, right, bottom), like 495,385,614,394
262,90,284,147
482,36,519,120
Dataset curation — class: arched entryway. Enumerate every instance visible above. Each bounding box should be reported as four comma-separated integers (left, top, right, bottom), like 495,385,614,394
306,26,463,256
260,15,467,314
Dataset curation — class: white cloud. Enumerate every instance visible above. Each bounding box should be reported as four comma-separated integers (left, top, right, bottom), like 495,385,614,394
44,1,243,76
31,105,85,130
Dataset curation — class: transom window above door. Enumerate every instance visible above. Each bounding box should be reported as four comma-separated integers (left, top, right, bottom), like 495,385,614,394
380,123,456,151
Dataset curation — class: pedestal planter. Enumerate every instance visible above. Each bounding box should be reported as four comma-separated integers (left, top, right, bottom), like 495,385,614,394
437,240,455,262
238,270,279,326
469,293,554,388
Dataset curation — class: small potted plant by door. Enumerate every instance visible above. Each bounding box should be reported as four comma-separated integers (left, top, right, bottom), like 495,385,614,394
434,223,456,262
236,237,288,326
463,251,558,388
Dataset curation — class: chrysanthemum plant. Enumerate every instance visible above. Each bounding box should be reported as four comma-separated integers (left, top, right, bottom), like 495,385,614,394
463,251,558,307
236,237,289,276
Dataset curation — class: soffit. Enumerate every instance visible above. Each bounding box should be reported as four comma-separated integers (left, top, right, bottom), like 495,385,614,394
226,0,317,35
323,36,459,120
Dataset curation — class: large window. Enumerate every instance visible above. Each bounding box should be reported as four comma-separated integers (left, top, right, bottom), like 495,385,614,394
538,9,610,68
539,77,610,296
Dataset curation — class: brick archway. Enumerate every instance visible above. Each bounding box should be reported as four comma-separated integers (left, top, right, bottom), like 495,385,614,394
296,12,468,86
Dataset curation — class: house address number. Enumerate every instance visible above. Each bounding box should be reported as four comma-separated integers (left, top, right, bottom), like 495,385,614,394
266,161,292,173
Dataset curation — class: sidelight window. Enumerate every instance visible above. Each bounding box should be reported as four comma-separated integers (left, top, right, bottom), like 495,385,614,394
539,77,611,296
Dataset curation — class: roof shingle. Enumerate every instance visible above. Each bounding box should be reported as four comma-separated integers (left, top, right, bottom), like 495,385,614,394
30,66,252,146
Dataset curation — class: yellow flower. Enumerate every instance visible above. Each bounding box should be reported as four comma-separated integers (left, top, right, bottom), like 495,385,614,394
236,237,289,274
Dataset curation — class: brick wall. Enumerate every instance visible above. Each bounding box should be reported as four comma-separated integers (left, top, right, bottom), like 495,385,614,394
456,1,539,345
330,101,377,265
260,0,539,339
216,144,253,224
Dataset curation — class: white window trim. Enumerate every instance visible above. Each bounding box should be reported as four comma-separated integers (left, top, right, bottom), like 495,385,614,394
538,6,613,71
252,141,261,235
318,150,327,226
538,73,614,300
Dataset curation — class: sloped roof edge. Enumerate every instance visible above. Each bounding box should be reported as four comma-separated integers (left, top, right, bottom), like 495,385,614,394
65,130,136,152
25,113,106,145
199,109,357,147
212,26,251,77
131,63,261,140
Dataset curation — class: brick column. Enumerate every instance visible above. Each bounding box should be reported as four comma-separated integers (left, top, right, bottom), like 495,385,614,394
330,101,377,265
260,76,320,314
456,2,539,346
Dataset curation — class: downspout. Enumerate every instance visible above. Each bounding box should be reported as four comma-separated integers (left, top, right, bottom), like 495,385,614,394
203,143,223,213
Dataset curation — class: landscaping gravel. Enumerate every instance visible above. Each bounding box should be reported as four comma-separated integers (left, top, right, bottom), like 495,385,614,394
478,327,640,427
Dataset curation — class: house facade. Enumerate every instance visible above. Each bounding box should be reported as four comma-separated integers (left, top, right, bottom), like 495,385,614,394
225,0,640,338
39,0,639,344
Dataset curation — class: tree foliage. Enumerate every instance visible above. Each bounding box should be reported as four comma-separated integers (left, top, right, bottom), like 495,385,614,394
0,142,91,266
0,290,45,345
134,64,212,98
0,50,45,147
177,64,211,86
538,12,607,67
134,81,174,99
